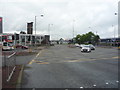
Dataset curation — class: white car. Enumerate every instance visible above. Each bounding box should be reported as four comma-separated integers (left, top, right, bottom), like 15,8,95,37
81,45,91,52
75,43,80,47
79,44,85,48
89,44,95,50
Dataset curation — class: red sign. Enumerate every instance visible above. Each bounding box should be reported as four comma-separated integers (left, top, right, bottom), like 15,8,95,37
0,18,2,22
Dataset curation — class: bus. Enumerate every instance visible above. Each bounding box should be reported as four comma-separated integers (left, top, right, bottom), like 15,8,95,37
0,34,14,50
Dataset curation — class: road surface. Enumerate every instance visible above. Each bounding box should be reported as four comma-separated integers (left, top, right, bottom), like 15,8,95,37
21,45,119,88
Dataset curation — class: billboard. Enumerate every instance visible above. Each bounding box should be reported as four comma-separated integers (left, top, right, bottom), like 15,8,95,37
0,17,2,33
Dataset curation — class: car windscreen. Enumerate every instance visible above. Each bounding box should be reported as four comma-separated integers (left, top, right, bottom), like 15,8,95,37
84,46,90,47
3,42,7,46
8,43,13,46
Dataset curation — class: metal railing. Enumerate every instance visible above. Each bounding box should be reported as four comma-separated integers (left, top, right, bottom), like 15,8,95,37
3,52,16,82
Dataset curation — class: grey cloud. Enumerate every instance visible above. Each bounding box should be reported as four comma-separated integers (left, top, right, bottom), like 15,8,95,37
0,0,118,40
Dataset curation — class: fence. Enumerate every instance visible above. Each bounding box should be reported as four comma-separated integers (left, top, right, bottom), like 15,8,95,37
2,52,16,82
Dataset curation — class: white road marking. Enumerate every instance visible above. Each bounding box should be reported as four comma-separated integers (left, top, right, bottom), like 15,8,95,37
93,84,96,87
80,87,83,88
106,82,109,85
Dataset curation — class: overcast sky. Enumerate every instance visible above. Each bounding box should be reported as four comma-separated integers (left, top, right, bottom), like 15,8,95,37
0,0,119,40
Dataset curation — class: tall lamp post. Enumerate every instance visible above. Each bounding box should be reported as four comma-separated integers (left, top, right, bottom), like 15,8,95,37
34,14,44,46
114,12,117,39
72,20,75,44
48,24,53,40
73,20,75,38
113,12,117,46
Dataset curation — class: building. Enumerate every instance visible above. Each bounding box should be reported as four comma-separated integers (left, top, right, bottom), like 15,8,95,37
27,22,33,34
100,37,120,46
41,35,50,44
15,34,45,46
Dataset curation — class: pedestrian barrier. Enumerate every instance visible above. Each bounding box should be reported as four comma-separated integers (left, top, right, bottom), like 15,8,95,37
2,52,16,82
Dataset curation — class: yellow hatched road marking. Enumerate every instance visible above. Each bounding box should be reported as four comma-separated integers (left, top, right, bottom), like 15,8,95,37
65,56,119,63
36,62,49,64
112,56,120,59
28,50,44,65
101,58,109,59
29,60,35,65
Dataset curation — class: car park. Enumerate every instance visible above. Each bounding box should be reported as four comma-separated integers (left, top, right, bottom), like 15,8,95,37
81,45,91,52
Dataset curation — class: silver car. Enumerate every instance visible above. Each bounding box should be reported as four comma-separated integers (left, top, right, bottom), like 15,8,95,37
81,45,91,52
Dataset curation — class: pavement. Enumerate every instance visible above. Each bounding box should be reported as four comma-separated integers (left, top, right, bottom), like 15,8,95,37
1,46,45,89
20,45,119,88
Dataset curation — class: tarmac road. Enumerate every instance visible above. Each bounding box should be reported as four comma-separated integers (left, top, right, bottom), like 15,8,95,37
21,45,119,88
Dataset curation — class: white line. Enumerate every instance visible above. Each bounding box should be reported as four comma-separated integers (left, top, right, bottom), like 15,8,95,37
7,52,16,58
7,66,16,82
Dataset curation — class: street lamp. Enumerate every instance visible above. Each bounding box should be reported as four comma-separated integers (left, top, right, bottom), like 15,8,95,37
73,20,75,38
112,25,115,39
34,14,44,45
48,24,53,40
112,12,117,46
114,12,117,37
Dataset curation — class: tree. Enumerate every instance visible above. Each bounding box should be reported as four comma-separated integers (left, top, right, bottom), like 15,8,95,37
75,34,81,44
93,35,100,45
74,32,100,45
20,31,26,34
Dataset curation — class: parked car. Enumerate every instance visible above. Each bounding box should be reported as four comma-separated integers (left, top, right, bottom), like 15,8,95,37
2,42,14,51
16,45,29,49
81,45,91,52
79,44,85,48
89,44,95,50
75,43,80,47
